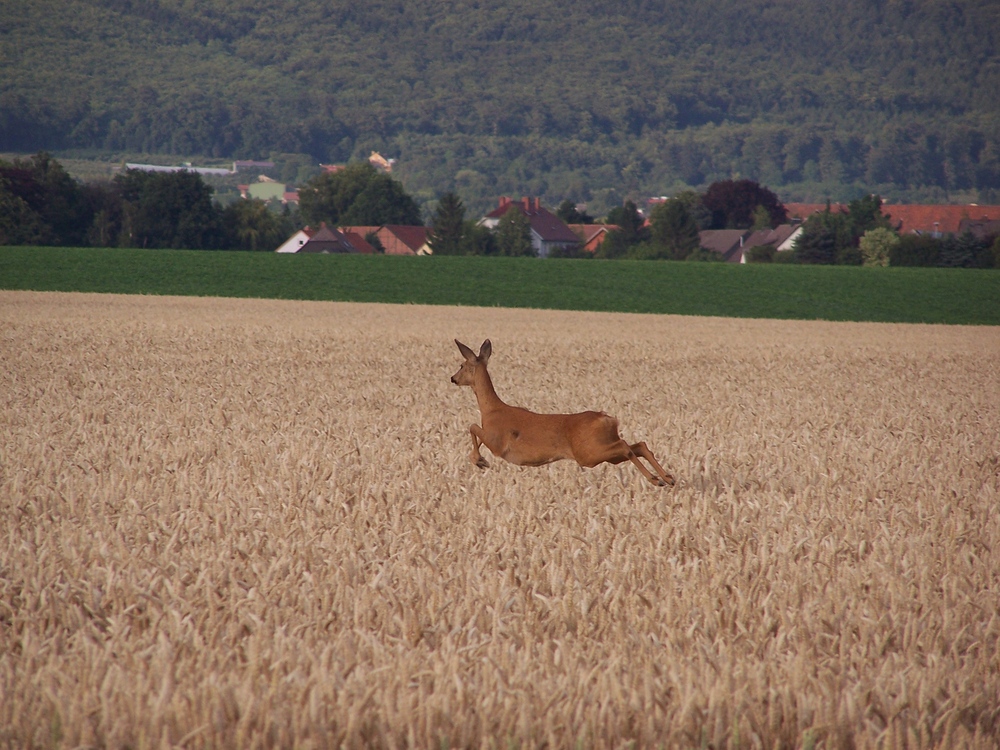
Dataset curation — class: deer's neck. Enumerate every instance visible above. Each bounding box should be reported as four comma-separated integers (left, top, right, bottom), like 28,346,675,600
473,366,506,415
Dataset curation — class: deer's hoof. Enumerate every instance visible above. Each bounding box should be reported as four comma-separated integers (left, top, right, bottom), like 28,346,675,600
655,475,675,487
475,456,490,469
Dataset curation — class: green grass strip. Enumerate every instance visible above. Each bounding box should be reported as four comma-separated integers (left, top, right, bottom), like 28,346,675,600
2,246,997,325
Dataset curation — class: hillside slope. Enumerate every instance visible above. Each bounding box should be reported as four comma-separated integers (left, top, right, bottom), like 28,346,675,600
3,0,999,210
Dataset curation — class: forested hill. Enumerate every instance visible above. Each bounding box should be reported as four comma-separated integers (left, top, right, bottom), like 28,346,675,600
3,0,1000,213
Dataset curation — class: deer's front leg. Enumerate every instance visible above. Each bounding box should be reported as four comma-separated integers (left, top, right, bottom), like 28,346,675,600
469,424,490,468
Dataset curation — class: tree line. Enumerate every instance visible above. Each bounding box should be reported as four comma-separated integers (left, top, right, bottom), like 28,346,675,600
3,154,998,268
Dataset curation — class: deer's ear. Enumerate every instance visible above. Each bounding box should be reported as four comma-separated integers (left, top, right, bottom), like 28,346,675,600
456,339,477,361
478,339,492,363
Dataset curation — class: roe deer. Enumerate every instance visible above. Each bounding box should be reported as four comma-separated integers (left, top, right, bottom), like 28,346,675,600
450,339,675,486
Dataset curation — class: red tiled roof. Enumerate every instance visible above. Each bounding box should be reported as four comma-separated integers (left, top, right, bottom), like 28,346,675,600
382,225,429,253
342,232,376,254
784,203,848,219
784,202,1000,235
339,226,381,237
884,204,1000,234
487,197,580,243
568,224,617,253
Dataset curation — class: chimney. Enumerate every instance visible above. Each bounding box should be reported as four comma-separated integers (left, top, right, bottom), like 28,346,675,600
522,197,531,211
533,197,541,211
499,196,510,208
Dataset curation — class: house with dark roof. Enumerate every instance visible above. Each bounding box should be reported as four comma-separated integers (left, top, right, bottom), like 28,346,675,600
481,197,581,257
698,229,749,262
276,224,363,254
742,224,802,259
297,224,359,254
957,218,1000,240
340,225,431,255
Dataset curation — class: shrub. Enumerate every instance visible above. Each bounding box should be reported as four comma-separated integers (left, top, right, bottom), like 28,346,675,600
746,245,776,263
859,227,899,267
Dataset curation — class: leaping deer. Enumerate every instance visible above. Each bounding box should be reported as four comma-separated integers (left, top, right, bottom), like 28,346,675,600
450,339,675,486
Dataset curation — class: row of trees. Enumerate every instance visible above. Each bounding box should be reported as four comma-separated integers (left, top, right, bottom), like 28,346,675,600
0,155,417,251
3,154,999,267
792,201,999,268
0,153,296,250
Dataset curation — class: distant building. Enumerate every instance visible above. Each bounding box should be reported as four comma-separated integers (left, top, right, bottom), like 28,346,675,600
698,229,748,263
238,178,298,204
784,202,1000,236
340,225,431,255
481,197,581,257
276,224,372,254
232,160,275,172
569,224,618,254
368,152,396,173
125,162,232,176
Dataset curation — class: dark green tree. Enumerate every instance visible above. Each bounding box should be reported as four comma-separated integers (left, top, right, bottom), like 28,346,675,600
223,199,293,251
847,194,890,237
462,221,498,256
649,200,700,260
891,234,941,267
605,200,649,245
938,230,984,268
494,208,534,256
556,199,594,224
702,179,787,229
672,190,713,229
0,153,92,245
0,173,50,244
793,209,853,264
427,192,466,255
115,169,223,249
299,162,421,227
594,229,632,259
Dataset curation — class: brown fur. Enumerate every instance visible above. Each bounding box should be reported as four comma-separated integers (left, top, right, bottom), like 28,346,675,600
451,339,674,486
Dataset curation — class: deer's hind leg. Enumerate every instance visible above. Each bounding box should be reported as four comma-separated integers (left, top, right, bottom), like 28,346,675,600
591,439,674,487
628,441,675,486
469,424,490,469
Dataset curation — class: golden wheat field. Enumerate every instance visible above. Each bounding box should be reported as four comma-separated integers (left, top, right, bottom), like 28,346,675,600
1,290,999,749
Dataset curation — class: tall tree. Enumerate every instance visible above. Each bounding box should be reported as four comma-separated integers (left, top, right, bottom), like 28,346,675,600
702,179,787,229
115,169,223,249
649,200,700,260
0,153,92,245
555,199,594,224
605,200,648,245
223,199,293,251
299,162,421,227
494,208,534,256
427,192,466,255
793,208,852,264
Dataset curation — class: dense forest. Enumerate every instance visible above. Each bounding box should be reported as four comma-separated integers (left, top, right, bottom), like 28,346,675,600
3,0,1000,214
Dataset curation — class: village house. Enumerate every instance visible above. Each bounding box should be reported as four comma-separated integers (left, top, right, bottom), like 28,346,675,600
239,175,299,204
784,202,1000,236
275,224,373,254
569,224,618,254
698,229,749,263
339,225,432,255
697,224,802,263
480,197,581,257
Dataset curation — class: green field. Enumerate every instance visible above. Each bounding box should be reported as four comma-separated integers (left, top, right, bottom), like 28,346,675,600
1,246,997,324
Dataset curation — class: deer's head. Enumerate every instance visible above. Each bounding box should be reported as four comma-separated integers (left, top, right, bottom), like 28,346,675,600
451,339,491,386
